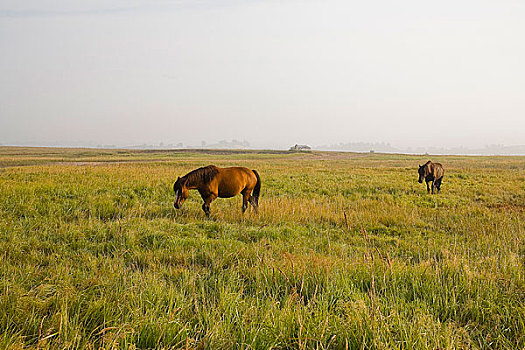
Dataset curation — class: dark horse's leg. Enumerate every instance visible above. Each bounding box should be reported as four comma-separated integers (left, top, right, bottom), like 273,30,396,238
426,180,431,193
431,180,436,194
436,178,442,193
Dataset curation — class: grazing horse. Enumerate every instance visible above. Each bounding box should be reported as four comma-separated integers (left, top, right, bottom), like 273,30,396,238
173,165,261,217
418,161,444,194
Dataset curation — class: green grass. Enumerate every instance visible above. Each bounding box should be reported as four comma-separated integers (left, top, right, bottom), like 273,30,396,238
0,147,524,349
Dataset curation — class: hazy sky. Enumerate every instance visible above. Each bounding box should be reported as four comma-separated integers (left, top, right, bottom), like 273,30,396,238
1,0,524,149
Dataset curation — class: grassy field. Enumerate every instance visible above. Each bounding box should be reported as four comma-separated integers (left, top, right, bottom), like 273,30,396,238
0,146,524,349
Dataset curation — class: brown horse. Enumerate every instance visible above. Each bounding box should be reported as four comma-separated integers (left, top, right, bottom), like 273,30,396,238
418,161,444,194
173,165,261,217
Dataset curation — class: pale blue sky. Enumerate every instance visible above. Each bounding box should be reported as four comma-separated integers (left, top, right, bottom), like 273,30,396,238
1,0,524,149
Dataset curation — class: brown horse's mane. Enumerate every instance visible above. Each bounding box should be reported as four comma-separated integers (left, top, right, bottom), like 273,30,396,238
183,165,219,184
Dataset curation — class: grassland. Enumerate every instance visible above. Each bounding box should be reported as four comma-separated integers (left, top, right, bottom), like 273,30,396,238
0,146,524,349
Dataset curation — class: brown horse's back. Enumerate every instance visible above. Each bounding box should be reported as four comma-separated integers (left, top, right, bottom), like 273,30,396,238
213,167,258,198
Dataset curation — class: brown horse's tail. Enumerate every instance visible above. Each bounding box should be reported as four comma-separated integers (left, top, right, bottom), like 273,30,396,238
251,169,261,206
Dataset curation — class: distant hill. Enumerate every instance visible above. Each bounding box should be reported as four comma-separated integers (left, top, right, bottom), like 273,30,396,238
318,142,400,153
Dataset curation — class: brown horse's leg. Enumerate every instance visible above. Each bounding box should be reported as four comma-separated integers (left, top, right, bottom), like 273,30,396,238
200,192,217,218
241,188,258,214
431,180,436,194
426,181,430,193
202,203,211,217
241,191,249,213
246,188,258,213
249,195,258,213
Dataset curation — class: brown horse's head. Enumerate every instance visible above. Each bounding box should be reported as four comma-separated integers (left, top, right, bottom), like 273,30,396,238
418,162,430,183
173,177,189,209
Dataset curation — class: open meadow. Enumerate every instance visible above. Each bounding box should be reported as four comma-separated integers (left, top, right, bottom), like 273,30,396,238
0,147,524,349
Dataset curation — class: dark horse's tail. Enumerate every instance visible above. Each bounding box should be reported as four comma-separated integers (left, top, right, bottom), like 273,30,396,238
251,169,261,206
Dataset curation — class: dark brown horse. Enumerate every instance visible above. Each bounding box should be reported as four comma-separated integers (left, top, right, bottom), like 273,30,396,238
173,165,261,217
418,161,444,194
